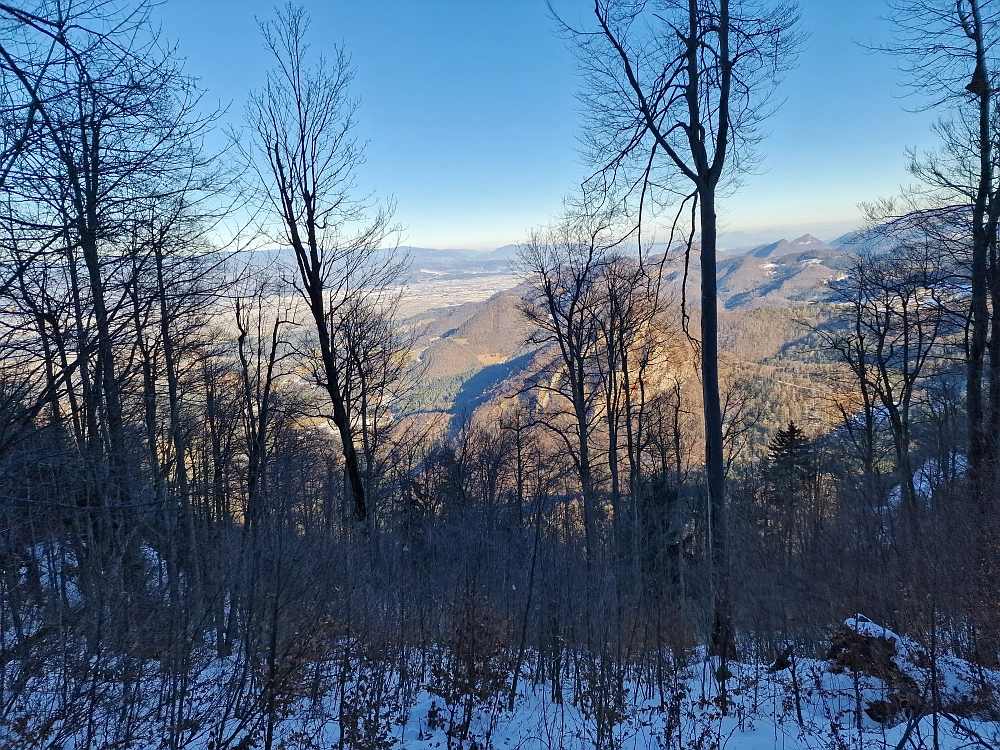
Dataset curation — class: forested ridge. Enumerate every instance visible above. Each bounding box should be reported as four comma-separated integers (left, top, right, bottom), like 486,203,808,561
0,1,999,749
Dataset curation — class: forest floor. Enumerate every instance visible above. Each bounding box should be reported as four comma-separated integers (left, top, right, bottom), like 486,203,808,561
352,619,1000,750
7,617,999,750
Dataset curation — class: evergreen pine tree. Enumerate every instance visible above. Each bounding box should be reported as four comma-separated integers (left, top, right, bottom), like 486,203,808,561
763,422,816,557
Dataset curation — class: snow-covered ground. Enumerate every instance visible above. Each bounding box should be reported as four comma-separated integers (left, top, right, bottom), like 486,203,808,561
2,617,997,749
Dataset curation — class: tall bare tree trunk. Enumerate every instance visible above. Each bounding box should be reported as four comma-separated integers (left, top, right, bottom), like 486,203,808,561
698,194,732,663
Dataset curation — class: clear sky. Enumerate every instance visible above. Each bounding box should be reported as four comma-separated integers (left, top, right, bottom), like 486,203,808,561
158,1,940,250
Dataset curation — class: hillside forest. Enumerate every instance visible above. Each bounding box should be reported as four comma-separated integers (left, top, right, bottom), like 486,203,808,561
0,1,999,749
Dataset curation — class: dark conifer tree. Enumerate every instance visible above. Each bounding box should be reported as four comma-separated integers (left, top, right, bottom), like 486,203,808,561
763,422,816,558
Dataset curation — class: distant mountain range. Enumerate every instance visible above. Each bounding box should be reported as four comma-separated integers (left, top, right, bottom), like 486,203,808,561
716,226,855,251
720,232,853,256
402,245,519,282
658,233,852,309
249,231,855,312
741,233,834,258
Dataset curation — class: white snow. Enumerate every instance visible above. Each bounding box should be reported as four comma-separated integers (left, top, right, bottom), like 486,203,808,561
844,614,919,657
888,453,967,508
2,642,996,749
3,615,997,749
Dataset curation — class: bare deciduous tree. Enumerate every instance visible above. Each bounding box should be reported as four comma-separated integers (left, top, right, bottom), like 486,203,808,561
822,236,955,520
246,4,400,524
561,0,801,666
884,0,1000,504
516,213,609,566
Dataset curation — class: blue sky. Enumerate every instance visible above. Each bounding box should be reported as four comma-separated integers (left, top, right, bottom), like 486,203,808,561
159,1,940,250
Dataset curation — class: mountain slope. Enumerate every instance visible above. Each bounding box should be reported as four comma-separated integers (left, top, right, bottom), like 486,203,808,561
406,293,536,413
657,233,850,309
